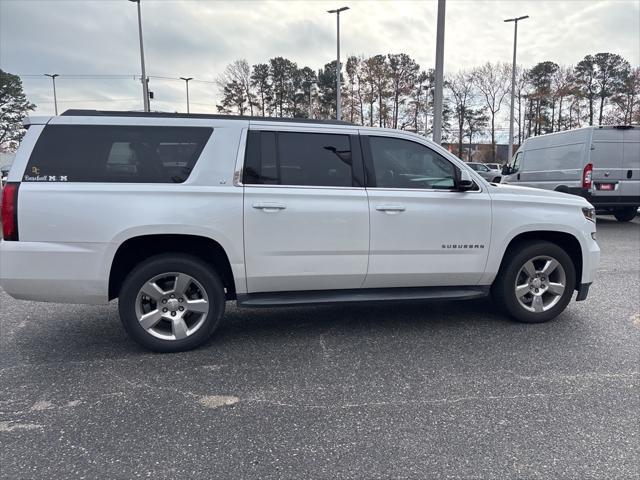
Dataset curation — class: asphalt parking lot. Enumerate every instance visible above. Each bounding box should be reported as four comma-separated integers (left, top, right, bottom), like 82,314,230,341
1,216,638,480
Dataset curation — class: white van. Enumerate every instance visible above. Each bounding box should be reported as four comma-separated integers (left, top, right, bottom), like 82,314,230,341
501,126,639,222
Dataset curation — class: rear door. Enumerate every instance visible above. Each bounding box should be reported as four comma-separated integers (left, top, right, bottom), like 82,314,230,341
620,127,640,201
591,127,624,200
242,126,369,293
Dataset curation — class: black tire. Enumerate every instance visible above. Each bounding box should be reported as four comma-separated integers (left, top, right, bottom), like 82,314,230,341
613,207,638,222
492,176,502,183
492,241,576,324
118,254,225,352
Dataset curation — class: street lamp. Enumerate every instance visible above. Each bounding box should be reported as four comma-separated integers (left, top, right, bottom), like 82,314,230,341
432,0,446,144
129,0,150,112
44,74,59,115
327,6,349,121
505,15,529,163
180,77,193,113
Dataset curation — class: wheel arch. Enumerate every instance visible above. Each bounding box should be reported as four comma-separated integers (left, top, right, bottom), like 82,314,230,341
108,234,237,301
498,231,583,290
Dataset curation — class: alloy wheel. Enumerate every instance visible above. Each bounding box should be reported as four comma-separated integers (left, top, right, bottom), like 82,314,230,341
134,272,210,341
514,255,566,313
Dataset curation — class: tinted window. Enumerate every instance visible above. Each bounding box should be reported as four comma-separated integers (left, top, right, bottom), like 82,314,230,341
244,131,354,187
368,136,456,189
25,125,212,183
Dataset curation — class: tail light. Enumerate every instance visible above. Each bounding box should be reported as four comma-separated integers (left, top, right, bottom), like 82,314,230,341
582,163,593,190
1,182,19,241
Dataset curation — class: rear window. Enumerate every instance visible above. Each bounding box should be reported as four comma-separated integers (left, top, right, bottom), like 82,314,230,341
25,125,212,183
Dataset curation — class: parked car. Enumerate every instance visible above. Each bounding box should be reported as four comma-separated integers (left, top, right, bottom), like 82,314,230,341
466,162,502,183
485,163,502,171
0,110,599,352
501,126,639,222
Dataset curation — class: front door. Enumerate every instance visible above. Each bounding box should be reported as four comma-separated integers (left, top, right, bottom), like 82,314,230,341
362,134,492,288
243,128,369,293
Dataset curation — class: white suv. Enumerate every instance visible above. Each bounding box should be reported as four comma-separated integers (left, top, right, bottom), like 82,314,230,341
0,110,600,352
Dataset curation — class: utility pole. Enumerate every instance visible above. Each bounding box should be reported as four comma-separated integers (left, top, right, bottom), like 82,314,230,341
44,74,59,115
504,15,529,162
129,0,150,112
432,0,446,144
327,6,349,121
180,77,193,113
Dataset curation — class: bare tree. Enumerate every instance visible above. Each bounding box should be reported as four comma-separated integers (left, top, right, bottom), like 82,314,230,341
216,59,254,115
611,66,640,125
446,71,475,159
472,62,510,161
551,66,575,131
345,56,362,124
513,66,529,144
387,54,419,129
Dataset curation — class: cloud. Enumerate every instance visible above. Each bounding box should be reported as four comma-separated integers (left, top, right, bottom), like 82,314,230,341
0,0,637,115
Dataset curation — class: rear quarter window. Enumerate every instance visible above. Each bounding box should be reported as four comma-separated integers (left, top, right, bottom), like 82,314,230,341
24,125,212,183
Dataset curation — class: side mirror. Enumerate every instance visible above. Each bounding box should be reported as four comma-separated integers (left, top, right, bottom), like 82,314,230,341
457,169,475,191
501,164,511,175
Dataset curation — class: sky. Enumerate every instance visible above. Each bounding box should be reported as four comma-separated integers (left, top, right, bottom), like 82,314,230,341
1,0,639,116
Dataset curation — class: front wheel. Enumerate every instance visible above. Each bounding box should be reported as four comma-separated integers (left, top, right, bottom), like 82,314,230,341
613,207,638,222
118,254,225,352
492,241,576,323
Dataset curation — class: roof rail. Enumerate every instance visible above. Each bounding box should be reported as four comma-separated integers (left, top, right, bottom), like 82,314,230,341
61,109,354,126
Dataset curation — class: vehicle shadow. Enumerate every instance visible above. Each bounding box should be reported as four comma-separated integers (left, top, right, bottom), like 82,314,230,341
597,215,640,226
6,292,590,367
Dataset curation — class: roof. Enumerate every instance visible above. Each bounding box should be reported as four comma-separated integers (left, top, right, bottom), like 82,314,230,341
61,109,354,126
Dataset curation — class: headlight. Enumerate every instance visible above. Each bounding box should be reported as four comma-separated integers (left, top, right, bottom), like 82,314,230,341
582,206,596,223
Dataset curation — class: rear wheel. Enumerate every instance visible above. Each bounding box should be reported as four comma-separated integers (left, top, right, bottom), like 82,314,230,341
118,254,225,352
492,241,576,323
613,207,638,222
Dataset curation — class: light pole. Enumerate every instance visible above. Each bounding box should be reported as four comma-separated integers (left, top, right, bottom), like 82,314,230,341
432,0,446,144
129,0,150,112
296,83,316,118
505,15,529,163
327,6,349,121
180,77,193,113
44,74,59,115
308,83,316,119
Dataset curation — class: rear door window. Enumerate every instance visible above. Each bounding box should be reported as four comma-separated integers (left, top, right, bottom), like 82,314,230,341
25,125,212,183
244,131,357,187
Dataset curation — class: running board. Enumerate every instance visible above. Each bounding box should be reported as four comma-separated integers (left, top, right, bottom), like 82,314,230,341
237,286,490,308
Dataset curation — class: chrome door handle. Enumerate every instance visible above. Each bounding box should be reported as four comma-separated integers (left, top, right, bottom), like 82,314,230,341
375,204,406,213
252,202,286,212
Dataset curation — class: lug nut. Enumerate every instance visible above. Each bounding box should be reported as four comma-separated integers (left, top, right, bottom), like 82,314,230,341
162,307,168,312
179,306,184,311
171,312,176,316
162,299,167,304
535,288,539,293
170,294,175,298
178,298,183,303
